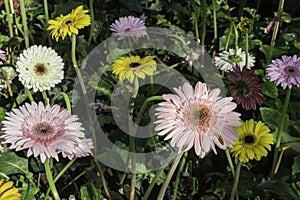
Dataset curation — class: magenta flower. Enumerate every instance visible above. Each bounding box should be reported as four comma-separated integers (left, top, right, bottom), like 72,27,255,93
154,82,241,158
0,49,7,62
1,101,93,163
110,16,147,39
266,55,300,89
226,66,264,110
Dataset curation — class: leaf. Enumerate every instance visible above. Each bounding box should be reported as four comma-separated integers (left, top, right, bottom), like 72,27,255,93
260,107,280,129
0,107,5,121
262,81,278,98
80,182,104,200
258,180,299,200
0,152,30,175
118,0,143,13
292,154,300,176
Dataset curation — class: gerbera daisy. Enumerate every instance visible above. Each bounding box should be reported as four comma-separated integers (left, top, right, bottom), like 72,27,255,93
1,101,93,163
110,16,147,39
0,49,7,61
154,81,241,158
47,5,91,41
266,55,300,89
15,45,64,92
112,55,156,83
0,179,21,200
226,66,263,110
214,48,255,72
237,17,254,34
61,138,94,160
230,119,274,163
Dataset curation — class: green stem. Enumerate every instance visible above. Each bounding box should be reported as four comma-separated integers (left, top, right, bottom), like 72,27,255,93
270,0,285,47
271,88,291,179
191,0,200,43
172,152,188,200
20,0,29,48
233,22,239,56
230,162,242,200
44,158,60,200
50,92,72,112
43,0,52,47
42,91,48,102
71,34,87,95
4,0,13,38
46,158,77,197
157,153,183,200
245,33,249,68
25,87,34,102
225,23,233,51
212,0,218,59
225,148,235,177
87,0,94,47
142,167,165,200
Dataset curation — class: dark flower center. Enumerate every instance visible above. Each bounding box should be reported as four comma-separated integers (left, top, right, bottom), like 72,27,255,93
243,134,255,144
32,122,56,140
236,80,251,96
229,55,243,63
124,28,132,32
284,66,298,75
34,64,47,75
129,62,141,68
64,19,73,25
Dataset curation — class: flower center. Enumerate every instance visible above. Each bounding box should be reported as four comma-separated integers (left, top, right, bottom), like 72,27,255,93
243,134,256,145
63,18,73,25
124,28,132,32
236,80,251,96
129,62,141,68
284,66,298,75
31,122,56,140
184,104,212,133
229,55,243,64
34,64,47,75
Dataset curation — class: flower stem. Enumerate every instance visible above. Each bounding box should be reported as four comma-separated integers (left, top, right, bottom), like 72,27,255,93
271,88,291,179
157,152,183,200
50,92,72,112
43,0,52,47
270,0,285,47
87,0,95,47
191,0,200,43
71,34,87,95
172,152,188,200
225,23,233,51
232,22,239,56
25,87,34,102
4,0,13,38
142,167,165,200
245,32,249,68
44,158,60,200
20,0,30,48
225,148,235,177
212,0,218,60
230,162,242,200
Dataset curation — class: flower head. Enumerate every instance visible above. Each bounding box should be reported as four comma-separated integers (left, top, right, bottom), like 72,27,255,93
226,66,263,110
237,17,254,34
112,55,156,83
230,119,274,163
47,6,91,41
214,48,255,72
1,101,93,163
16,45,64,92
154,82,241,158
0,179,21,200
110,16,147,39
266,55,300,89
0,49,7,62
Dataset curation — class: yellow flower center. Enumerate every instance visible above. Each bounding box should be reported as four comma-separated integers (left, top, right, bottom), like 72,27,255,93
284,66,298,75
34,64,47,75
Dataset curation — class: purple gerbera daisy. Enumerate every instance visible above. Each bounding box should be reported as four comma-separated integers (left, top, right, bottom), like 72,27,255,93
110,16,147,39
266,55,300,89
226,66,263,111
0,49,7,62
154,81,241,158
1,101,93,163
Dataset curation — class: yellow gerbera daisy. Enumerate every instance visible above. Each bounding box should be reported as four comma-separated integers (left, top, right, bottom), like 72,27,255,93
230,119,274,163
47,5,91,41
237,17,254,34
0,180,21,200
112,55,156,83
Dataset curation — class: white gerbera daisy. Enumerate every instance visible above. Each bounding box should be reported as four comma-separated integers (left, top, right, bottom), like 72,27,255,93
16,45,64,92
154,81,241,158
214,48,255,72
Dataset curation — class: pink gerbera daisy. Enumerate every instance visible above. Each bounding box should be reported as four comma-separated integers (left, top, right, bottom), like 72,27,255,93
1,101,93,163
154,82,241,158
110,16,147,39
266,55,300,89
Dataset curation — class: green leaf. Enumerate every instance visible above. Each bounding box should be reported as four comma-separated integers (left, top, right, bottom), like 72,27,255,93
292,154,300,176
0,107,5,121
262,81,278,98
260,107,280,129
80,182,104,200
118,0,143,13
258,180,299,200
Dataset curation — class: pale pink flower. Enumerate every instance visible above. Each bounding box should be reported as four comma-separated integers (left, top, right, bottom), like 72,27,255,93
1,101,93,163
154,82,241,158
61,138,94,160
266,55,300,89
0,49,6,61
110,16,147,39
